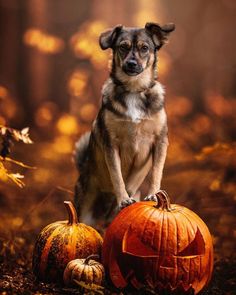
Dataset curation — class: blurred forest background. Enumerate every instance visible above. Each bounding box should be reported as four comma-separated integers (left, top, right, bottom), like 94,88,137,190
0,0,236,293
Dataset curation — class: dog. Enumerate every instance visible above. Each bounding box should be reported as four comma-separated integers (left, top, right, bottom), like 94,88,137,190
74,22,175,228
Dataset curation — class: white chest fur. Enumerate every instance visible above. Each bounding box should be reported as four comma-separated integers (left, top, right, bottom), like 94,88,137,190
125,93,145,123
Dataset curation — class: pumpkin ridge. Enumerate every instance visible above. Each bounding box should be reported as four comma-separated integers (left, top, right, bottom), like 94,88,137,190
73,261,84,282
161,210,177,286
182,212,192,287
156,211,165,281
151,208,164,285
32,225,56,276
65,260,77,285
164,211,169,284
95,263,105,277
39,225,64,277
44,225,69,277
159,212,171,286
141,206,158,247
81,262,88,282
151,209,163,251
171,210,179,287
70,224,78,261
91,265,96,282
40,221,62,235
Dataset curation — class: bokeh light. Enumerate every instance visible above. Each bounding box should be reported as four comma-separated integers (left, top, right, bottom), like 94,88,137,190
23,28,64,54
67,69,89,98
70,20,109,69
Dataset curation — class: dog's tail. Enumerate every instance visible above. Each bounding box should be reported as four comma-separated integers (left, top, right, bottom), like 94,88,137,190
74,132,90,170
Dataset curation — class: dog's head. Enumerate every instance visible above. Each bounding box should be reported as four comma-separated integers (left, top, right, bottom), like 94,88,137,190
99,22,175,84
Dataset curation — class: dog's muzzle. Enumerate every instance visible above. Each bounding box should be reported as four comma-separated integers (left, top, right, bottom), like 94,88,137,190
123,59,143,76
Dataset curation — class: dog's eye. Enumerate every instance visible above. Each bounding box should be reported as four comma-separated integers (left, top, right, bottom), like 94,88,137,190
119,43,130,51
141,45,149,52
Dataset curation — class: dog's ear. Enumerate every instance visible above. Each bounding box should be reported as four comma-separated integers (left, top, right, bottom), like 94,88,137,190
99,24,123,50
145,22,175,50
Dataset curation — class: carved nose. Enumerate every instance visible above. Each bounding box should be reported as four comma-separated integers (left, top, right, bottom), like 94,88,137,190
126,60,138,68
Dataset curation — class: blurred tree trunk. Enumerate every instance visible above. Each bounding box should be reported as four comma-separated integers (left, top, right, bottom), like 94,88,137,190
18,0,49,125
91,0,133,25
48,0,92,111
0,1,20,94
0,0,93,127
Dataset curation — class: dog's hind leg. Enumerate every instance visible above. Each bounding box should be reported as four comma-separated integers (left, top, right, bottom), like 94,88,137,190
75,187,99,227
74,132,90,170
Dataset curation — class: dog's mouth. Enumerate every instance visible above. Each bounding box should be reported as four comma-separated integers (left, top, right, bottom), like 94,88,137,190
122,65,143,76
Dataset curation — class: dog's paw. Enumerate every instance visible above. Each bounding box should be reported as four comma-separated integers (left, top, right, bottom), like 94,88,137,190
144,194,158,202
119,198,136,210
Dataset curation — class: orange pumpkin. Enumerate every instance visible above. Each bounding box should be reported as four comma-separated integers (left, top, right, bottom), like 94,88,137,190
32,201,103,282
102,191,213,294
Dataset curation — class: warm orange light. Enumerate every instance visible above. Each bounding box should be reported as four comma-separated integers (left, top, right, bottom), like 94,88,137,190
35,107,52,127
35,102,58,127
67,70,88,97
167,96,192,117
205,94,233,117
56,114,79,135
134,1,163,26
53,136,74,154
70,21,109,69
2,98,17,119
23,28,64,54
158,51,172,77
0,86,8,99
79,103,97,122
192,115,212,135
0,116,6,126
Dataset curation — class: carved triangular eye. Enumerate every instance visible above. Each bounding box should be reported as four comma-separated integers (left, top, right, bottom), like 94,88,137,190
176,227,206,257
122,227,159,257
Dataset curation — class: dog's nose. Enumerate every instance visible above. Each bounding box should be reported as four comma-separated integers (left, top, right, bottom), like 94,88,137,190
126,60,138,68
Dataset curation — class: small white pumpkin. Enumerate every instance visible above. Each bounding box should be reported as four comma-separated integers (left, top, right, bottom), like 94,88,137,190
63,254,105,286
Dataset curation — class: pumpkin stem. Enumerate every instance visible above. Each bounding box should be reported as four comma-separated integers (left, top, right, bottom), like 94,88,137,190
84,254,100,264
64,201,78,224
155,190,172,211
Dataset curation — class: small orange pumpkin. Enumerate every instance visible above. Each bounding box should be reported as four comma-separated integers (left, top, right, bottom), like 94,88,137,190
102,191,214,294
32,201,103,282
63,254,105,286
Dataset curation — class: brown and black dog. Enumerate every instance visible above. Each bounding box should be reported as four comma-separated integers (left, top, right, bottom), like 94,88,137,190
74,22,175,228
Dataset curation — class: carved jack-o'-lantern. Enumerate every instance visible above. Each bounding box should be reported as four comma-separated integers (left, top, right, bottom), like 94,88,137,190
102,191,213,294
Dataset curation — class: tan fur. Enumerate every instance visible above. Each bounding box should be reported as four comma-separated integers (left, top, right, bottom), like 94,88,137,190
77,79,168,226
115,57,155,92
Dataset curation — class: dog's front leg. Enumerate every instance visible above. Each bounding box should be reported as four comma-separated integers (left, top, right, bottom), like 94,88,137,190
104,146,136,208
145,136,168,200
